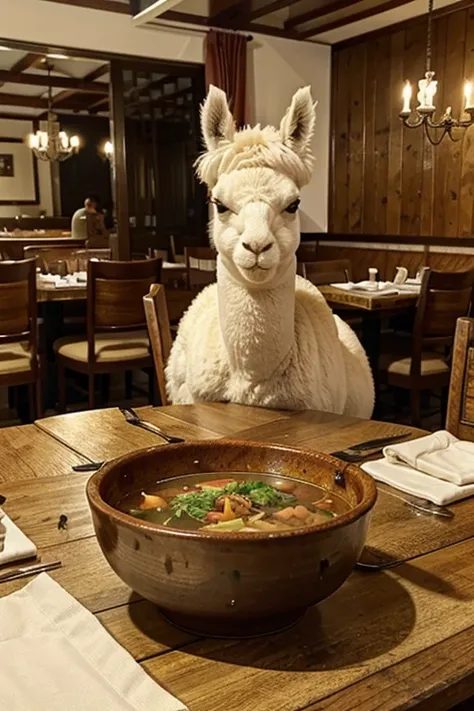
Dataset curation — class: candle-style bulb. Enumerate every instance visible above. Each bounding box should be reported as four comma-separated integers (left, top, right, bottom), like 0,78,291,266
401,81,412,115
464,81,474,111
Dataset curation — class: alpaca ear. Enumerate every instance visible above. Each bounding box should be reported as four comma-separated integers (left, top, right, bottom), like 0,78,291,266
279,86,316,156
201,85,235,151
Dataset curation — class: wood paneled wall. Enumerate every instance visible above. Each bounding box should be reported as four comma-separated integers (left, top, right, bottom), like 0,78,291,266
330,3,474,238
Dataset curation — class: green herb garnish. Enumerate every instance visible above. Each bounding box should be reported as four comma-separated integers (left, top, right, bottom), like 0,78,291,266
170,487,222,521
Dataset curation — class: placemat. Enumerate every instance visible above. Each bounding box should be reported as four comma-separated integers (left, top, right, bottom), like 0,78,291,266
359,483,474,569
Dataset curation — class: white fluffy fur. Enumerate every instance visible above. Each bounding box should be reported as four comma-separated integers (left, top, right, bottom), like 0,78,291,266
166,86,374,417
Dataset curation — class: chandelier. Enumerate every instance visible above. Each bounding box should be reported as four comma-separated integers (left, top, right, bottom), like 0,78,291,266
399,0,474,145
27,63,80,161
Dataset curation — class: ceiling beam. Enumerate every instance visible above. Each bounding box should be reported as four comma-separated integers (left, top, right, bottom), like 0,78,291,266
83,63,109,82
0,93,88,111
247,0,292,22
162,10,300,38
132,0,187,25
209,0,249,24
0,70,108,93
299,0,415,39
9,53,43,74
285,0,356,30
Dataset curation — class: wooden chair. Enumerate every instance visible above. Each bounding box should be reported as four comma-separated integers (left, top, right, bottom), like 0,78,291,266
0,259,42,420
297,259,352,285
23,245,80,274
54,258,162,410
143,284,173,406
380,268,474,426
296,241,318,263
185,246,217,289
446,317,474,438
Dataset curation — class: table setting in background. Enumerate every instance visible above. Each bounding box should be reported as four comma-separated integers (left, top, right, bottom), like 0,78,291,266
1,404,474,710
330,266,423,297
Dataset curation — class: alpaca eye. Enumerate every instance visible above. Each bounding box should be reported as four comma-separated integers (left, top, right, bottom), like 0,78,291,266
285,199,300,214
212,199,230,214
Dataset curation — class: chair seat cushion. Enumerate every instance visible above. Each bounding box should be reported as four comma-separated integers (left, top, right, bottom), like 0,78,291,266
54,331,150,364
0,342,33,375
380,350,449,376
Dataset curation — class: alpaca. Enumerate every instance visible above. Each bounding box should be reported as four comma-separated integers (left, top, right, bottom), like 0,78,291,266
166,86,374,417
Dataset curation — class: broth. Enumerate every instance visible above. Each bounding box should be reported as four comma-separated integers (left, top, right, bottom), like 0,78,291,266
118,472,350,534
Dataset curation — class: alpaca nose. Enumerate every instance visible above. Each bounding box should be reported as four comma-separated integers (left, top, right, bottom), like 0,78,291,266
242,241,274,255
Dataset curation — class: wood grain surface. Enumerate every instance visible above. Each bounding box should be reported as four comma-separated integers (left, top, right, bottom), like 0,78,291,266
1,404,474,710
330,1,474,240
319,285,419,312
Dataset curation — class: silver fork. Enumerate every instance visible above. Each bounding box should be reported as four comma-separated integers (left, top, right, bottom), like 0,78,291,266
119,407,184,444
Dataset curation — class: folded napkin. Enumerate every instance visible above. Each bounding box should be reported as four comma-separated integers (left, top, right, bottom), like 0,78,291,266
384,430,474,486
330,281,399,297
361,458,474,506
0,573,188,711
0,509,37,566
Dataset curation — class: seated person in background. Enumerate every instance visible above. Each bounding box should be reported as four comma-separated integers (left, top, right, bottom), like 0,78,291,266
71,194,109,248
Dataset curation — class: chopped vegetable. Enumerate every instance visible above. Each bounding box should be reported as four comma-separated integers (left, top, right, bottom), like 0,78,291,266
139,493,168,511
171,487,221,521
221,497,236,521
202,517,246,531
200,479,236,489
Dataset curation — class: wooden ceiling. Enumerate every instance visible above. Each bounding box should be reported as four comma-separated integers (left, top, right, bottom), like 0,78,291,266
0,48,194,121
130,0,469,43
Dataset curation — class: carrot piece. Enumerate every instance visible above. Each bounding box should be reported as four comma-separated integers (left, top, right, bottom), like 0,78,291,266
221,497,236,521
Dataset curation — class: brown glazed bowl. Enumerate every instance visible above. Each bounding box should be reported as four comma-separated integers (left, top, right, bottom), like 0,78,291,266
87,440,377,638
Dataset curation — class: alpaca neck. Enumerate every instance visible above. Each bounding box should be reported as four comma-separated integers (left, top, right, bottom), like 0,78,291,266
217,257,296,380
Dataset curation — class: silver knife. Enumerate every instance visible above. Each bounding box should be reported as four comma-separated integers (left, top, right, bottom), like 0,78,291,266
0,560,62,583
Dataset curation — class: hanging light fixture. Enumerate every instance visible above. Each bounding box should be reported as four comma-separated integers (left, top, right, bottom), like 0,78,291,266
27,62,80,161
400,0,474,145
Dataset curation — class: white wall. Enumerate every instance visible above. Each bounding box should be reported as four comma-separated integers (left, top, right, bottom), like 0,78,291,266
0,0,330,231
0,118,53,218
247,36,330,232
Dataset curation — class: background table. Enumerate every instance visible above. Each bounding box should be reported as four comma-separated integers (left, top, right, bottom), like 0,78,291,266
1,404,474,710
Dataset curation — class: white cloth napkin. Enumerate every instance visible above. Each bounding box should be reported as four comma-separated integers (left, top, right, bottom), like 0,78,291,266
0,509,37,566
384,430,474,486
330,280,399,296
0,573,188,711
361,458,474,506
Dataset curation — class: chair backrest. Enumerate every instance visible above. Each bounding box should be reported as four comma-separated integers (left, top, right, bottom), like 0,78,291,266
298,259,352,285
296,241,318,263
0,259,37,365
410,268,474,377
446,317,474,439
143,284,172,406
23,245,79,274
88,258,162,335
185,246,217,288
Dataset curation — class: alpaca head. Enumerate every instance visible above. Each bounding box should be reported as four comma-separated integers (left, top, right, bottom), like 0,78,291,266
196,85,316,287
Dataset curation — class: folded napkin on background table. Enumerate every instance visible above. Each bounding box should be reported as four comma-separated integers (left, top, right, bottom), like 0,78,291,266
361,430,474,505
0,509,36,565
330,281,399,296
0,573,188,711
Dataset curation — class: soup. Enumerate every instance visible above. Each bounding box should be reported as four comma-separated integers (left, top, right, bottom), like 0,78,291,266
118,472,350,534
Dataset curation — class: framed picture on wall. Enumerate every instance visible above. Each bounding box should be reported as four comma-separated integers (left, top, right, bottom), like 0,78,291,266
0,137,39,205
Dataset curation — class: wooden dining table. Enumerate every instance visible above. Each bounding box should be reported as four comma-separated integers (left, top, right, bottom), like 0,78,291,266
1,402,474,710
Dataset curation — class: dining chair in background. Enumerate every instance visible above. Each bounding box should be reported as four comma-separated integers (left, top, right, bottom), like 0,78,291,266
143,284,173,406
446,317,474,439
379,268,474,426
185,246,217,289
297,259,352,285
0,259,42,421
54,258,162,410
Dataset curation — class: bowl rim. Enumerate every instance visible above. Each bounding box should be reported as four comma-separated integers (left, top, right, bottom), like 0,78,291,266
86,439,378,542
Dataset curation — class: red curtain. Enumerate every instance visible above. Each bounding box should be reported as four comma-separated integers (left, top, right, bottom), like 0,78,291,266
205,30,247,128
